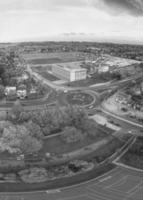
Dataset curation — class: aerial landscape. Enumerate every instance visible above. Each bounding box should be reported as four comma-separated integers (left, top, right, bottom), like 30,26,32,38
0,0,143,200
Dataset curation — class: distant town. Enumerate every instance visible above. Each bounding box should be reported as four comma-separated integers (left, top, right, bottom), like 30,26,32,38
0,41,143,199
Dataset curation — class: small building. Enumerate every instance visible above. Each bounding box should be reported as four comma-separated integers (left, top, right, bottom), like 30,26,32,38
21,72,29,80
98,65,109,73
17,89,27,99
17,84,27,99
52,63,87,82
30,88,37,94
115,92,131,105
5,87,16,96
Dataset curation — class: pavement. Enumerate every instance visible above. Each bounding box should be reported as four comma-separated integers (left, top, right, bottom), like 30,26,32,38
101,107,143,128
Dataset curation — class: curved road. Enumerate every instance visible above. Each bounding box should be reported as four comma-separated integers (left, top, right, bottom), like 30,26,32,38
101,107,143,128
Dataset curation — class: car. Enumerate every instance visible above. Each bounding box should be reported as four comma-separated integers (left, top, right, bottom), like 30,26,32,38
128,130,132,134
89,105,94,109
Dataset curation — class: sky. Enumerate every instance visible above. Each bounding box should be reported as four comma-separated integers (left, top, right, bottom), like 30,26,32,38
0,0,143,43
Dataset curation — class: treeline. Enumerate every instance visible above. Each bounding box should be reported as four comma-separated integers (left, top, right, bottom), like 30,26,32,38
9,102,100,138
0,51,25,86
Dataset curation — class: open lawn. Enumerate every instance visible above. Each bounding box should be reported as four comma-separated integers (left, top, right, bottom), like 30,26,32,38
68,77,109,87
120,137,143,170
31,65,52,71
23,52,85,65
33,67,60,81
41,125,114,155
37,71,60,81
28,58,62,65
42,133,105,155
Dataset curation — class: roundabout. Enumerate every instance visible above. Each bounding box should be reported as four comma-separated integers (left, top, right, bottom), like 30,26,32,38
66,90,97,107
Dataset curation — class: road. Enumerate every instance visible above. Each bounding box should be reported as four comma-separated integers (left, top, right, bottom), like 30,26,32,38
101,107,143,129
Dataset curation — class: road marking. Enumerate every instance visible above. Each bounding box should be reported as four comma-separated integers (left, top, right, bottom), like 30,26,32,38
99,176,112,182
127,181,143,194
46,189,61,194
105,176,128,189
59,194,87,200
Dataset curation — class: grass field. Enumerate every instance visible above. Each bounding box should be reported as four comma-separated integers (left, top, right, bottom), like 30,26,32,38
41,124,114,155
68,77,109,87
24,52,85,65
29,58,62,65
42,132,105,155
31,65,52,71
38,71,60,81
33,67,60,81
120,137,143,170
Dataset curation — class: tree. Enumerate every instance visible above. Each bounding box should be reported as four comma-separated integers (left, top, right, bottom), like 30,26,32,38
1,125,21,154
80,119,99,137
0,85,5,99
24,121,43,139
20,135,42,154
11,100,24,119
61,126,86,143
139,82,143,96
19,167,48,183
18,111,31,123
0,64,5,79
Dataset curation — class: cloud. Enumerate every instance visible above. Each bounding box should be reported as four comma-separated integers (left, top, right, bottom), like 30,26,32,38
98,0,143,16
0,0,89,12
0,0,143,16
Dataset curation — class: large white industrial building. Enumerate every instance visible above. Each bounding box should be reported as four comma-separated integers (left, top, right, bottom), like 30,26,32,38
52,63,87,82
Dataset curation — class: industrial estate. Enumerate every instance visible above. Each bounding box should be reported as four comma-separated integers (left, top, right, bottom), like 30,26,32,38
0,42,143,200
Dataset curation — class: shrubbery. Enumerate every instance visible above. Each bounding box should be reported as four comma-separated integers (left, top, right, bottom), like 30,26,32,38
61,126,86,143
18,159,94,183
0,121,43,154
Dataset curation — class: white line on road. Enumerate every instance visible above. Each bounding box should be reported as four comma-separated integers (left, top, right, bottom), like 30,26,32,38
99,176,112,182
46,189,61,194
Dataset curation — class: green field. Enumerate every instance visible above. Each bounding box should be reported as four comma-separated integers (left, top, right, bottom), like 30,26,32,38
42,130,105,155
33,67,60,81
120,137,143,169
37,71,59,81
23,52,85,65
29,58,62,65
68,77,109,87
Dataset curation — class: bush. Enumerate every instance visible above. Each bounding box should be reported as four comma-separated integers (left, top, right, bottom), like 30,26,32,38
19,167,48,183
20,135,43,154
61,126,86,143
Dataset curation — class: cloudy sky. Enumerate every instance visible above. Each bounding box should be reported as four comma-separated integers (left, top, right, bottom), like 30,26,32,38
0,0,143,43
